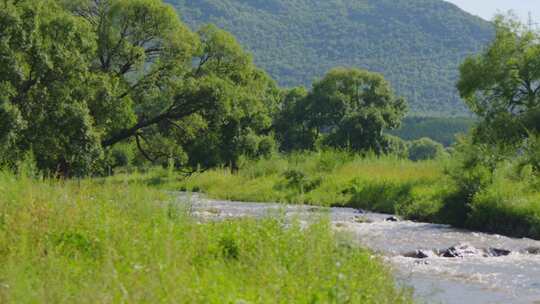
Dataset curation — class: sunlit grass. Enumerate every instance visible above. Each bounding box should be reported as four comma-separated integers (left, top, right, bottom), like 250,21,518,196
175,151,447,221
0,171,412,303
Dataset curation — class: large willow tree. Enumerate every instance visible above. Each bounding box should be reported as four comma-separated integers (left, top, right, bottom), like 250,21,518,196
0,0,278,175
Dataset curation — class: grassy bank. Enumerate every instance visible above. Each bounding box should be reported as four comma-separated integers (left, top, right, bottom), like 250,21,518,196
173,151,540,239
176,151,448,222
0,171,411,303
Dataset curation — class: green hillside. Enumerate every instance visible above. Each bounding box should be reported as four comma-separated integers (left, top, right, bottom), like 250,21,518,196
166,0,493,115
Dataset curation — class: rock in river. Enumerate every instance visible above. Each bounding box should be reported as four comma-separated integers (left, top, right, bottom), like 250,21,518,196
441,244,480,258
385,216,399,222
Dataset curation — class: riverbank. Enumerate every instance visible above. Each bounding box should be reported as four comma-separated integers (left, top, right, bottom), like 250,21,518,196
0,171,411,303
175,151,447,221
168,151,540,239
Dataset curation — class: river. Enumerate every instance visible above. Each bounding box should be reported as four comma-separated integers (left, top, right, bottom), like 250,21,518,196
178,193,540,304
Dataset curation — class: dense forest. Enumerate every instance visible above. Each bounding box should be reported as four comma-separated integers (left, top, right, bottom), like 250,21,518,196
166,0,494,115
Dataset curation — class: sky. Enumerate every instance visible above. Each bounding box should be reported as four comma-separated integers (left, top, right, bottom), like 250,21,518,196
445,0,540,24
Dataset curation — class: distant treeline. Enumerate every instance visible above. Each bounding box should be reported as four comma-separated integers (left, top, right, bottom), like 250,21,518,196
389,116,476,146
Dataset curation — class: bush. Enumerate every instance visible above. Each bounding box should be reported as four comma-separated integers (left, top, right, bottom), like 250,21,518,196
439,134,540,238
257,135,277,158
109,143,136,168
382,134,409,158
408,137,445,161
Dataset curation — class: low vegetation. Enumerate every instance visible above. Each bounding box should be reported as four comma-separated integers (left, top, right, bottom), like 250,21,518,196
0,171,412,303
175,151,446,221
176,149,540,239
177,151,447,220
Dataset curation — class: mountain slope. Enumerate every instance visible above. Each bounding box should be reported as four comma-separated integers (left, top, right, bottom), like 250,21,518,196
166,0,494,115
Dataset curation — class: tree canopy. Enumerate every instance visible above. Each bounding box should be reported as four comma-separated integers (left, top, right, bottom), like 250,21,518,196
458,16,540,145
275,68,407,153
0,0,278,175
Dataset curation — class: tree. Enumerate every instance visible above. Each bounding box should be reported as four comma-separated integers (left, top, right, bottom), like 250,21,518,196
309,68,407,152
458,16,540,145
71,2,279,169
1,0,279,175
0,0,103,176
171,25,280,169
274,87,317,151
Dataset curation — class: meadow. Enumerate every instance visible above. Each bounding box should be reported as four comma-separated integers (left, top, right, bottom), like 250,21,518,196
0,170,412,303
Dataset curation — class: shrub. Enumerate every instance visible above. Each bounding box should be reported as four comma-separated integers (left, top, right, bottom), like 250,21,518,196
408,137,445,161
257,135,277,158
109,143,135,168
382,134,409,158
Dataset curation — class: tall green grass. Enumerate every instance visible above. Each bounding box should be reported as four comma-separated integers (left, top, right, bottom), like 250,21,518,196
178,151,448,221
0,171,411,303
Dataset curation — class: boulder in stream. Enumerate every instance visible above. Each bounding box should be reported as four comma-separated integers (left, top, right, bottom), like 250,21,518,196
385,216,399,222
486,247,512,257
403,250,433,259
440,244,480,258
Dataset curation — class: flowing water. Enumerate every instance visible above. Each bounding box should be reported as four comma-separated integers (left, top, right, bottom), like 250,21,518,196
177,193,540,304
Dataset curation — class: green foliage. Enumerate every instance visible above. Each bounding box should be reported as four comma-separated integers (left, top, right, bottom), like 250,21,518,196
381,134,409,159
458,16,540,121
0,0,103,176
0,0,279,175
439,134,540,238
276,68,407,153
313,68,408,151
440,16,540,237
108,142,136,168
274,87,316,151
458,16,540,150
0,101,24,168
408,137,445,161
0,172,412,303
167,0,493,115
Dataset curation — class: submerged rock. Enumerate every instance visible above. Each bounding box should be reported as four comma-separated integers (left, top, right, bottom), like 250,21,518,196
355,208,365,214
404,245,513,259
354,215,372,223
403,250,433,259
524,247,540,255
385,216,399,222
486,248,512,257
